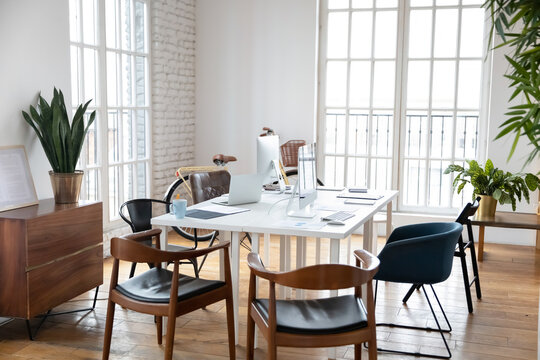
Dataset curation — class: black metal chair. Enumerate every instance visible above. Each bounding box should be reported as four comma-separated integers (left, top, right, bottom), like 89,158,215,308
373,222,463,359
119,198,207,278
402,197,482,313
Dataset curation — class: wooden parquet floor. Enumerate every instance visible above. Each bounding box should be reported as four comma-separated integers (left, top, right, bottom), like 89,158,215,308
0,233,538,359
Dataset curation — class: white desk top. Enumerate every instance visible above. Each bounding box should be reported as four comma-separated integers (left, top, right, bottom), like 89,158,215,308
151,190,398,239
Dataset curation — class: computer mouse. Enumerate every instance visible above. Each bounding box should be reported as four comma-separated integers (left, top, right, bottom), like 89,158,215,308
327,220,345,225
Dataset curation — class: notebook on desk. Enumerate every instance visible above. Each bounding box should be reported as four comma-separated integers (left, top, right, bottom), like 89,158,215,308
337,191,382,200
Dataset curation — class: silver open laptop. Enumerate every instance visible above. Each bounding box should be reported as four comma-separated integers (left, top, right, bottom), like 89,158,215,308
213,174,263,206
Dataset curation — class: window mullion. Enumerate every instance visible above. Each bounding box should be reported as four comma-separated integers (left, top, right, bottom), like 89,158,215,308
366,7,377,189
343,0,353,187
450,4,464,208
394,0,408,210
98,0,110,224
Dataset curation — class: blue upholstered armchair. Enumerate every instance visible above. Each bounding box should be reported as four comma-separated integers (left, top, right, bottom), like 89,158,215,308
373,222,463,359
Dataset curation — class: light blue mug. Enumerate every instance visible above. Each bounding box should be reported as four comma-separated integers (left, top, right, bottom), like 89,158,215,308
170,199,187,219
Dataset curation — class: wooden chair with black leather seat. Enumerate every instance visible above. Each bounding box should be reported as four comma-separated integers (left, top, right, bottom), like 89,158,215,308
102,228,235,360
246,249,380,360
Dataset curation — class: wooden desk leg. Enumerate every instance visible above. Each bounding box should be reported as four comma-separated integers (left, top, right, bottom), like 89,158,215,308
536,230,540,250
230,231,240,345
478,225,485,262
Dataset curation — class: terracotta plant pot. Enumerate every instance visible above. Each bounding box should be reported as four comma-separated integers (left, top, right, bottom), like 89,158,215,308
49,170,83,204
478,195,497,218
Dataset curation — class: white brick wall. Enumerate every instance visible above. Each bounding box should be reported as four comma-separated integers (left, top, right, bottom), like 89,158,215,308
151,0,196,199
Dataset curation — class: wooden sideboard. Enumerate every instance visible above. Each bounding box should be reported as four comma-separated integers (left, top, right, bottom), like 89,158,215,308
0,199,103,319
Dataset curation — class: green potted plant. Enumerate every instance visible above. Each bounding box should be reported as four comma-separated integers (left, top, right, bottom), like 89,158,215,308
445,159,539,217
22,88,96,203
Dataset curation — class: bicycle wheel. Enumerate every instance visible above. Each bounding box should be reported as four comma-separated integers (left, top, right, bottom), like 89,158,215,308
163,176,215,242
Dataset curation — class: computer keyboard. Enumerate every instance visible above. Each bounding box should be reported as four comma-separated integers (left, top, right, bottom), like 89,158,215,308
321,211,354,222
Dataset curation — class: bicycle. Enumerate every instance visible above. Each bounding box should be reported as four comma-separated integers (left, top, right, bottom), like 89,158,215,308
163,154,237,246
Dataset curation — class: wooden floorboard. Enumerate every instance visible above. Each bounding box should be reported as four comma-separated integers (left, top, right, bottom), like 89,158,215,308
0,233,538,359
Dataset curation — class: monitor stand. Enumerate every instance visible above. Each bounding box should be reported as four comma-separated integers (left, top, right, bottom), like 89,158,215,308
286,182,317,218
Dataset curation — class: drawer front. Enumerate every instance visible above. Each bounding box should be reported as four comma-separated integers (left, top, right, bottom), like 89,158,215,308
27,245,103,318
27,202,102,267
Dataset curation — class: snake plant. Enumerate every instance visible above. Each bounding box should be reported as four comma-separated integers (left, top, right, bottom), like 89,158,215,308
22,88,96,173
445,159,539,210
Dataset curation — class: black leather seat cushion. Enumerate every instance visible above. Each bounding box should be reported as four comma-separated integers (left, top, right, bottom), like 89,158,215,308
253,294,368,335
116,268,225,303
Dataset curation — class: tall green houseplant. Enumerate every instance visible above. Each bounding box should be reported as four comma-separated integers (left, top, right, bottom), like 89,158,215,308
22,88,95,173
22,88,95,203
484,0,540,166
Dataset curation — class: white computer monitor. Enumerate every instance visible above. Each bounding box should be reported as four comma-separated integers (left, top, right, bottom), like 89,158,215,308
257,135,284,189
287,143,317,218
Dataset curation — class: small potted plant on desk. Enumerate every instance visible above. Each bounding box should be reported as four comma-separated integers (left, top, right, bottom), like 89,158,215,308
445,159,540,217
22,88,96,203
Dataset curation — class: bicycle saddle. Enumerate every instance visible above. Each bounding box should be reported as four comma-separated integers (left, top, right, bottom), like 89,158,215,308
213,154,237,166
259,127,275,136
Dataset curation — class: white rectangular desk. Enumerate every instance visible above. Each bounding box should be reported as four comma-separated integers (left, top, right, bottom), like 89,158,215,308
151,189,398,345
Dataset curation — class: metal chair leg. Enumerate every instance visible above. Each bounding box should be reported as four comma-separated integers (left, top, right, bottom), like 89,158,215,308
129,262,137,278
402,283,421,303
457,236,474,313
466,221,482,299
373,283,452,359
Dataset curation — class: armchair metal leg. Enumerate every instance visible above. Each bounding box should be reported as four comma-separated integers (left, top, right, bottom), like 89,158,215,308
402,283,421,303
129,262,137,278
373,284,452,359
240,232,252,251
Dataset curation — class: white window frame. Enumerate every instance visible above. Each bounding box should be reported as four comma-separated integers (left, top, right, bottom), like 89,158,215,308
70,0,152,229
317,0,490,215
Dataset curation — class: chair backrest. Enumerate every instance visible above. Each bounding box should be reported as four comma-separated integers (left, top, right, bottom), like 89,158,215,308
376,222,463,284
455,196,481,225
247,249,379,290
280,140,306,167
119,198,169,233
111,230,231,264
189,170,231,204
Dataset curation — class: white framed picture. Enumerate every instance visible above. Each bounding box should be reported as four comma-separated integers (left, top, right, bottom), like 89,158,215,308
0,145,39,212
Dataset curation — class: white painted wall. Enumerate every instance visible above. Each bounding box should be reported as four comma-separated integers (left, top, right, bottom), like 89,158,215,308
195,0,318,175
0,0,71,199
196,3,539,246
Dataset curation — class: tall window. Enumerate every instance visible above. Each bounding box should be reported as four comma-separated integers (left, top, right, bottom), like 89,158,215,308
70,0,150,225
319,0,486,213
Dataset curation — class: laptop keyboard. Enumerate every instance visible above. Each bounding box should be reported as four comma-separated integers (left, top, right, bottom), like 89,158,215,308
322,211,354,222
